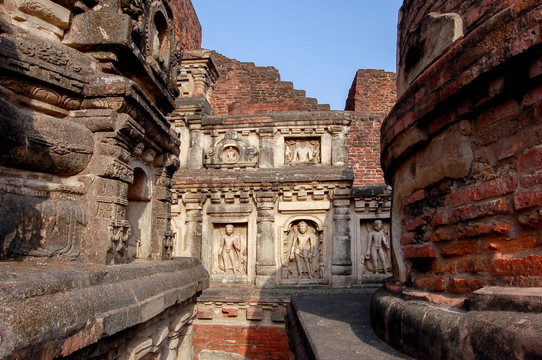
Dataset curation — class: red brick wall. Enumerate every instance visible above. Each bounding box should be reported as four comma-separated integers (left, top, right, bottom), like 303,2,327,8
209,51,330,116
348,115,387,186
345,70,396,187
193,324,290,360
169,0,201,50
345,69,396,114
382,0,542,294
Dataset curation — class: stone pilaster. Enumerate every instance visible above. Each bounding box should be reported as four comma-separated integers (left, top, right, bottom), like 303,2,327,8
187,119,204,169
258,127,275,168
331,187,352,286
330,125,349,166
255,191,277,279
184,191,204,259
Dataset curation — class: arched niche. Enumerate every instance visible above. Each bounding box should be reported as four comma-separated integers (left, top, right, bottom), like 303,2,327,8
126,163,154,260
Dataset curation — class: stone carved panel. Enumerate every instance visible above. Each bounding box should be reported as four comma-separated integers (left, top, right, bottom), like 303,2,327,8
360,220,391,274
0,195,87,260
281,220,323,280
212,223,247,275
284,138,321,166
204,130,258,168
107,219,132,264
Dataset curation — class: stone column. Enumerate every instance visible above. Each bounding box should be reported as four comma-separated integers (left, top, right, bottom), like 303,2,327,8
331,188,352,286
187,119,204,169
255,191,277,283
330,125,349,166
183,191,204,259
258,127,274,168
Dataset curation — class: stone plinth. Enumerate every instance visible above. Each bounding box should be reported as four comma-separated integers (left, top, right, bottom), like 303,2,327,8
0,259,208,359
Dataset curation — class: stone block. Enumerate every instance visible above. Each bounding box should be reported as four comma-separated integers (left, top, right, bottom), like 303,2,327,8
246,307,263,321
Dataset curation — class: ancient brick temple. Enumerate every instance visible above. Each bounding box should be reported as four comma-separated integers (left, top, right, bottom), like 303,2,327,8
0,0,398,356
372,0,542,358
8,0,541,358
169,47,396,358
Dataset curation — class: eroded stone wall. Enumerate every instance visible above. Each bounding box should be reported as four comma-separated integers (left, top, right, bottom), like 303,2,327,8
0,0,208,357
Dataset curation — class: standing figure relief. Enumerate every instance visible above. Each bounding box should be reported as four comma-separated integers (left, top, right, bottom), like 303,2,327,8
364,220,391,274
217,224,246,274
282,220,323,280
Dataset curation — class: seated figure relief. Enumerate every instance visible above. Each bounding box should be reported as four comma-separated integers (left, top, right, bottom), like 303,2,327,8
284,138,321,166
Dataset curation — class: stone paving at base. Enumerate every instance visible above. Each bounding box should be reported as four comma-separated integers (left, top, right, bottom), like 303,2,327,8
289,292,411,360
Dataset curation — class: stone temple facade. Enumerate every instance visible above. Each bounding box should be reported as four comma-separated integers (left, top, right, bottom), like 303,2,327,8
169,47,396,358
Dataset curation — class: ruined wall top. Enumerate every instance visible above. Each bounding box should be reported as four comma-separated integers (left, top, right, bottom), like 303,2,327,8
345,69,396,115
169,0,202,50
209,51,331,116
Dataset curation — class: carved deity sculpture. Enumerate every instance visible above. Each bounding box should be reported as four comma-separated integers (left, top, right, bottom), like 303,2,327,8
218,224,245,274
287,221,318,278
284,138,321,166
364,220,391,274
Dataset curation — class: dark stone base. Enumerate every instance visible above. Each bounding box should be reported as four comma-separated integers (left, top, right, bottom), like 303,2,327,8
371,287,542,359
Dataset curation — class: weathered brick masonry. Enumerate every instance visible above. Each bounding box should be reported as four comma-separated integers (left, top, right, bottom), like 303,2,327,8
381,0,542,294
371,1,542,359
170,0,202,51
193,325,289,360
345,69,397,187
209,51,330,116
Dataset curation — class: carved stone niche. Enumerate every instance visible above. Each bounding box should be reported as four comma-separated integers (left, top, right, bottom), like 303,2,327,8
284,137,321,166
204,130,258,169
359,219,391,275
280,219,324,283
211,223,248,276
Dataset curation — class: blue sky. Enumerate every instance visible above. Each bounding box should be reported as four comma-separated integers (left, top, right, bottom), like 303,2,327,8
192,1,403,110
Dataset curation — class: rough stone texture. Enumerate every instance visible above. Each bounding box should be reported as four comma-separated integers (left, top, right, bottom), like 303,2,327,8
0,0,209,358
372,288,542,360
0,259,208,359
209,51,330,116
381,0,542,291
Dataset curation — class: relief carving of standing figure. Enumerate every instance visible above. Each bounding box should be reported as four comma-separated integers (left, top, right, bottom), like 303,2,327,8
288,221,317,278
365,220,390,274
218,224,243,274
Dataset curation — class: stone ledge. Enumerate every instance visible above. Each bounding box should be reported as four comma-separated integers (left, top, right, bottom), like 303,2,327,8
0,258,209,359
466,286,542,313
371,287,542,359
